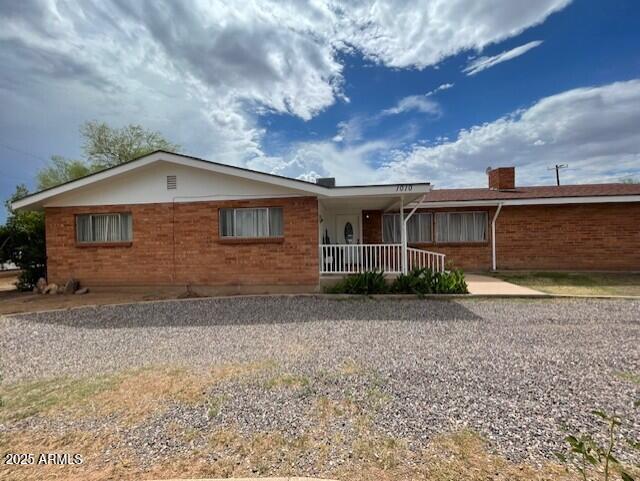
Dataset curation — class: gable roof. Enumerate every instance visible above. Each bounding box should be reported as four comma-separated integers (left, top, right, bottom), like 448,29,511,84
12,150,431,210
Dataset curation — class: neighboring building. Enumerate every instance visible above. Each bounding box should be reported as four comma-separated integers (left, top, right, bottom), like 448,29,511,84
11,151,640,292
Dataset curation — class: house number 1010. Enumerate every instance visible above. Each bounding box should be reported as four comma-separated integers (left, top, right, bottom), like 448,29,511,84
396,185,413,192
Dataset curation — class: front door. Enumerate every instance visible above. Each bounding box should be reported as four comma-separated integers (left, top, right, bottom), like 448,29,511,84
336,214,360,244
336,214,360,270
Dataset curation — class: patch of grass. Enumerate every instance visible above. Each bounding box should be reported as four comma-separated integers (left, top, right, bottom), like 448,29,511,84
0,374,118,422
0,428,133,481
206,394,227,419
0,361,273,423
495,271,640,296
339,358,364,376
616,371,640,385
264,373,311,390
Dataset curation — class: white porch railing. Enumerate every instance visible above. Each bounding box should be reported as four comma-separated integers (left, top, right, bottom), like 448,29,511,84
407,247,446,273
319,244,445,274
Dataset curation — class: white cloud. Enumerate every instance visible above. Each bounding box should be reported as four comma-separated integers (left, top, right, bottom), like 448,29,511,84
426,83,454,96
338,1,568,69
0,0,573,181
381,95,441,116
377,80,640,187
463,40,544,76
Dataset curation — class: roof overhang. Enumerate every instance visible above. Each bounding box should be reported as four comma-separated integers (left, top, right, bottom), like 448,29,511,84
11,150,430,211
414,195,640,209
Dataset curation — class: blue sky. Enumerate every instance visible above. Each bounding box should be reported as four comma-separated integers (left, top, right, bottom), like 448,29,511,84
1,0,640,223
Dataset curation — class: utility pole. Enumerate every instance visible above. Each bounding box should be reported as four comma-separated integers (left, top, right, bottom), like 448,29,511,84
548,164,568,186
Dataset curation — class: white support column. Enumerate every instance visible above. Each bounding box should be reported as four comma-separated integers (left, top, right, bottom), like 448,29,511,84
400,197,406,274
491,203,503,271
401,194,426,274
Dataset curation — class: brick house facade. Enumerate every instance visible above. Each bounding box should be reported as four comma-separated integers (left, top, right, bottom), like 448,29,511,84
12,152,640,290
362,203,640,271
45,197,319,287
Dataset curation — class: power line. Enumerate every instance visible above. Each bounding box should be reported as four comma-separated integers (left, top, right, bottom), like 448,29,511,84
0,142,50,166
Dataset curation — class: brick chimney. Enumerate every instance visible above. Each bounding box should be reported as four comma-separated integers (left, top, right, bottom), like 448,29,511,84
488,167,515,190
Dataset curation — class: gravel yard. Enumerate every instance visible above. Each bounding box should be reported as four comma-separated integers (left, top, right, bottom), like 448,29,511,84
1,296,639,478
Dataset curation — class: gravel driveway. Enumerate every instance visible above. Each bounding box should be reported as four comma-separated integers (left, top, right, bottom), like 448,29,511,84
1,296,639,465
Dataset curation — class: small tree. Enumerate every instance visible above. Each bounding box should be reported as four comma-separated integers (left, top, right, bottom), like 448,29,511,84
81,121,180,170
37,155,92,190
35,121,180,190
0,185,46,290
0,121,179,289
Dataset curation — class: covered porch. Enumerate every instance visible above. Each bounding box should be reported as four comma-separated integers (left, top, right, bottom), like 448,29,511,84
316,183,445,275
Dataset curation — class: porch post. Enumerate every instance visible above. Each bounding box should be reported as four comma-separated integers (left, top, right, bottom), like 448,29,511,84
402,194,427,274
400,196,407,274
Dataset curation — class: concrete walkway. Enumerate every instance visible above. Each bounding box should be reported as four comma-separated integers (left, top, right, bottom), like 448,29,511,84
465,273,545,296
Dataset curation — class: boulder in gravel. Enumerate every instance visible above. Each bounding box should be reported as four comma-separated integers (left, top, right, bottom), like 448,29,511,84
75,287,89,295
36,277,47,294
63,278,80,295
45,283,59,295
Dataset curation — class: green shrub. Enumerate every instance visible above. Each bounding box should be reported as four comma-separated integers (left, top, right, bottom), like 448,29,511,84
325,270,388,294
326,268,468,295
390,268,468,295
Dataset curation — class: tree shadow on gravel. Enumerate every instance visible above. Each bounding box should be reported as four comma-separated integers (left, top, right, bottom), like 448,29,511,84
14,296,483,329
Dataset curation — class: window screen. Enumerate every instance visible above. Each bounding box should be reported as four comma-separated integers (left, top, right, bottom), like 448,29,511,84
219,207,283,238
435,212,487,243
76,213,132,243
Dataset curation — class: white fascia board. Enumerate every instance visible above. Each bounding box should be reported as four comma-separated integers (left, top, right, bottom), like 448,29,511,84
325,184,431,199
11,150,431,210
415,195,640,209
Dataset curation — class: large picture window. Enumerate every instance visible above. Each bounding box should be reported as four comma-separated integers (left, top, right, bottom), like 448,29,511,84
382,213,432,243
219,207,283,238
435,212,487,243
76,213,132,243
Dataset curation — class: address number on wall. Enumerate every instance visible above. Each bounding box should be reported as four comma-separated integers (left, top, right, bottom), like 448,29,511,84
395,184,413,192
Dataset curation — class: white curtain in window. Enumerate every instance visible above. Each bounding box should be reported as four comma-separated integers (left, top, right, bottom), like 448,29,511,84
436,213,448,242
269,207,283,236
220,209,234,236
436,212,486,242
255,208,268,237
474,212,487,241
120,214,132,241
77,213,131,243
236,209,255,237
383,214,400,243
77,215,92,242
91,215,108,242
106,214,120,241
407,215,419,242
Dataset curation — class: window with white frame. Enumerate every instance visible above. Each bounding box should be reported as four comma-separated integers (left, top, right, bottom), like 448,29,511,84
219,207,283,238
76,213,132,243
435,212,487,243
382,213,432,243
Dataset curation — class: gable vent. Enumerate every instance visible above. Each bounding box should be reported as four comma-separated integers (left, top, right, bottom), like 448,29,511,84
167,175,177,190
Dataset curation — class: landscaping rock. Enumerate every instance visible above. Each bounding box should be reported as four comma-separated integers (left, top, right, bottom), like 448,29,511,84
74,287,89,295
36,277,47,294
44,283,58,295
63,278,80,295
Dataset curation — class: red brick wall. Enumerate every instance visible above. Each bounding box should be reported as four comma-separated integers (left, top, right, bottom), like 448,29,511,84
45,197,319,286
360,203,640,271
496,203,640,271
